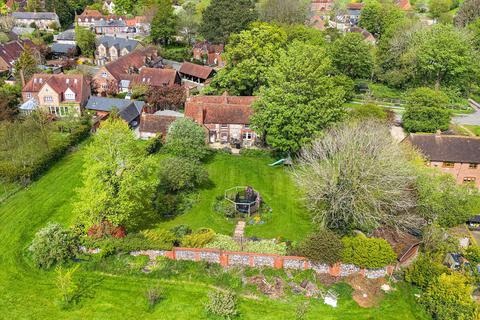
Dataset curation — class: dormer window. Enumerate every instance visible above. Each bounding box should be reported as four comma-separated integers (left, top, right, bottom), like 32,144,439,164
64,89,75,100
102,72,107,78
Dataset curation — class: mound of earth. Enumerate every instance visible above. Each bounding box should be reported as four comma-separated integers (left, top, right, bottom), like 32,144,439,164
346,275,387,308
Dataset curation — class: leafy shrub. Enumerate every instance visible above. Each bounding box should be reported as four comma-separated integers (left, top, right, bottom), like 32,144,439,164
206,234,240,251
295,229,343,264
170,225,192,238
181,228,215,248
159,157,208,191
204,289,238,319
421,273,478,320
141,229,176,249
214,198,237,218
55,265,79,308
341,235,396,268
349,103,388,121
153,193,179,218
160,46,192,62
244,240,287,255
465,246,480,265
145,286,164,311
404,255,449,290
144,135,163,154
29,223,79,269
165,118,208,161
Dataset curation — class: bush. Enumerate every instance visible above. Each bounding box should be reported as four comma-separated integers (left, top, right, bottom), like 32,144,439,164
349,104,388,121
243,239,287,255
204,289,238,319
87,220,126,239
296,229,343,264
170,225,192,238
181,228,215,248
141,229,177,249
214,198,237,218
29,223,79,269
206,234,240,251
465,246,480,265
421,273,478,320
159,157,208,191
341,235,396,268
160,46,192,62
144,135,163,154
145,286,164,311
404,255,449,290
165,118,208,161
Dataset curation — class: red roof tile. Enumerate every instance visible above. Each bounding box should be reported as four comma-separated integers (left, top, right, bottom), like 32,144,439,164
23,73,90,103
179,62,215,80
104,47,158,80
185,94,258,125
132,68,180,88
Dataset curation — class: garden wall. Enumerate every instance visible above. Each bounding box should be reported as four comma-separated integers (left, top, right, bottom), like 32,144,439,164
130,247,394,279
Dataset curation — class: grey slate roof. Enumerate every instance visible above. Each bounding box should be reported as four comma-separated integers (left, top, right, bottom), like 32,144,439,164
57,29,75,41
95,19,127,27
97,36,138,52
154,110,184,117
13,12,58,20
86,96,145,124
50,43,76,54
407,134,480,164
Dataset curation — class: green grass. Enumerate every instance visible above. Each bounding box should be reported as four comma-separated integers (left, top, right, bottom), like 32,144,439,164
464,125,480,136
153,153,312,240
0,143,431,319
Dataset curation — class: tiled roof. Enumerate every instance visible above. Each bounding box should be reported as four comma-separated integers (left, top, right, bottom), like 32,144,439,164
179,62,214,80
193,41,224,54
23,73,89,104
57,29,76,41
0,39,34,69
104,47,158,80
13,12,58,20
132,68,179,87
406,134,480,164
139,113,182,137
185,94,257,125
50,43,76,54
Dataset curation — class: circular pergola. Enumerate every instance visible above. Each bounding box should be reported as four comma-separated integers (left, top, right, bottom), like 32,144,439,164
224,186,261,216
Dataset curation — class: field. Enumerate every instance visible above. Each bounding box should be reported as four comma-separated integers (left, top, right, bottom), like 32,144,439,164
0,143,430,319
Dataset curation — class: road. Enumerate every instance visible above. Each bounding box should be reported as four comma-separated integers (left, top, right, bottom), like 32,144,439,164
453,100,480,125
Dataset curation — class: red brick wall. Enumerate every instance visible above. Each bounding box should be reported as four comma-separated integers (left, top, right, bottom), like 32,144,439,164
429,161,480,189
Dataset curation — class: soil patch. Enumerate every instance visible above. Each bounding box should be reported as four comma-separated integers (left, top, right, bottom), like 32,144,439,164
346,275,386,308
247,275,285,299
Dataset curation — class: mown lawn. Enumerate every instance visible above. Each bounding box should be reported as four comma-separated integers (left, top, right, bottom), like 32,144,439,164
154,153,312,240
0,143,431,319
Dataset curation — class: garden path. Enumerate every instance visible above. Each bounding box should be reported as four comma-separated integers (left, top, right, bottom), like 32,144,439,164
233,221,246,242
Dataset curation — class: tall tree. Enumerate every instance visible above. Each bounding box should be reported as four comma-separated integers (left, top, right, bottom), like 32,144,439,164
150,0,177,45
251,41,352,153
177,1,199,45
294,120,419,233
207,22,287,96
330,33,374,79
257,0,309,25
145,85,186,112
359,2,405,39
74,116,158,229
0,84,21,122
75,26,96,58
199,0,257,44
14,47,39,86
402,87,451,133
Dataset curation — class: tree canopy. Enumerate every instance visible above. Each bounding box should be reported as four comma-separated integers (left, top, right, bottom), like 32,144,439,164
199,0,257,44
330,33,374,79
256,0,309,25
151,0,177,45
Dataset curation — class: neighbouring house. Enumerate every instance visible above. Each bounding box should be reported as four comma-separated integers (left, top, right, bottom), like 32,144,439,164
12,12,60,30
76,9,148,35
92,46,158,95
55,29,76,45
179,62,215,84
311,0,334,16
138,110,184,139
343,3,364,26
372,227,421,268
185,93,258,147
103,0,115,14
125,16,150,34
396,0,412,10
50,43,78,58
76,9,106,28
0,39,36,74
193,41,225,67
131,67,181,89
20,73,90,116
95,36,140,65
348,27,376,44
86,96,145,128
94,18,128,35
406,134,480,189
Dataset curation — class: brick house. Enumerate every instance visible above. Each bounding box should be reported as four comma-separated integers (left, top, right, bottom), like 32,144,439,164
406,134,480,189
311,0,334,14
85,96,144,128
0,39,36,74
192,41,225,67
179,62,215,84
185,93,258,147
131,67,181,89
20,73,91,116
76,9,111,27
95,36,141,65
91,47,158,94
